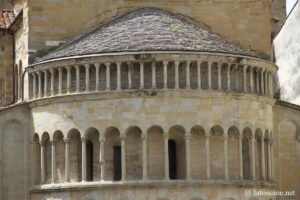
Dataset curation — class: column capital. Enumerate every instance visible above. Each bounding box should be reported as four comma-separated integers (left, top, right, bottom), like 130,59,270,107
50,140,56,145
163,61,168,66
81,137,86,142
184,134,191,140
99,135,105,143
174,60,180,66
186,60,191,65
39,141,46,147
163,132,169,139
49,68,54,74
84,63,90,68
63,138,70,143
104,62,110,67
120,134,126,140
205,134,210,139
65,65,71,71
243,65,248,71
58,67,63,72
141,134,147,140
94,63,100,68
74,64,80,70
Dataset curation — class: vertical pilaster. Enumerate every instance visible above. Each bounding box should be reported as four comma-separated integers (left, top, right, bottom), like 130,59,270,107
243,65,248,92
58,68,63,95
50,69,55,96
81,137,87,182
105,63,110,90
37,71,42,98
140,61,144,89
151,62,156,89
197,61,202,90
128,62,132,89
218,62,222,90
270,139,274,180
142,134,148,180
75,65,80,93
250,67,254,92
175,61,179,89
163,133,169,180
163,61,168,89
95,63,100,91
43,70,48,96
32,73,37,99
66,66,71,94
205,134,210,179
261,69,265,95
185,134,191,180
85,64,90,92
251,136,256,180
186,61,190,89
117,62,122,90
261,136,266,180
224,133,229,180
50,140,56,183
64,138,70,182
121,135,126,181
99,135,105,181
40,142,45,184
267,139,272,180
239,135,243,180
208,62,212,90
256,69,260,94
227,64,231,91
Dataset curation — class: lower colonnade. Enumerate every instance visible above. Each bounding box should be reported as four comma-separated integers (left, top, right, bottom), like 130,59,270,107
32,124,274,185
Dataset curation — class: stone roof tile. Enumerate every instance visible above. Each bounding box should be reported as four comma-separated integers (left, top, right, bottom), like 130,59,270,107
35,7,262,63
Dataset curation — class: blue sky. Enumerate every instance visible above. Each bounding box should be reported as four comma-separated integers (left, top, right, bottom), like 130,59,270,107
286,0,297,14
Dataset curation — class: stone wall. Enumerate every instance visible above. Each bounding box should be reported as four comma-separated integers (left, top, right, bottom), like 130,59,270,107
271,0,286,39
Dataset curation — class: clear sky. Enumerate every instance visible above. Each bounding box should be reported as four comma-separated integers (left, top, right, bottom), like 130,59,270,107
286,0,297,14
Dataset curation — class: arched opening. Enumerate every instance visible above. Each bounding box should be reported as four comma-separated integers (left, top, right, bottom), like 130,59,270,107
67,129,82,182
125,126,143,180
33,133,40,185
168,139,177,180
41,132,51,183
169,125,186,180
85,127,100,181
104,127,121,181
242,128,252,180
190,125,206,179
228,126,239,180
147,125,164,180
210,125,224,179
53,130,64,183
255,129,263,180
86,140,93,181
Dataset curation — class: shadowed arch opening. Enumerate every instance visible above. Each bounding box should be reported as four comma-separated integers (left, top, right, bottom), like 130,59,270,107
67,128,82,182
125,126,143,180
228,126,239,180
190,125,206,179
33,133,40,185
147,125,164,180
104,127,121,181
85,127,100,182
242,128,252,180
169,125,186,180
210,125,224,179
53,130,64,183
41,132,51,183
255,128,263,180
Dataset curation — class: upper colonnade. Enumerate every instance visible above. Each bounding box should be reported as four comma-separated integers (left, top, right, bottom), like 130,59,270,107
26,52,277,101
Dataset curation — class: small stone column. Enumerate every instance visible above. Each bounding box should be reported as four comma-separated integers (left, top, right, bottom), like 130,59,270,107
218,62,222,90
85,64,90,92
256,70,260,94
163,61,168,89
116,62,121,90
99,135,105,181
270,139,274,180
185,134,191,180
205,134,210,179
197,61,202,90
264,71,268,96
121,135,126,181
243,65,248,92
50,69,55,96
58,68,63,95
32,73,37,99
267,139,272,180
250,67,254,92
140,61,144,89
261,136,266,180
186,61,191,89
64,138,70,182
163,133,169,180
142,134,148,180
37,71,42,98
105,63,110,90
151,62,156,89
261,70,265,95
95,63,100,91
50,140,56,183
66,66,71,94
81,137,87,182
44,70,48,96
234,65,239,90
75,65,80,93
227,64,231,91
40,142,45,184
239,135,243,180
128,62,132,89
270,73,274,97
224,133,229,180
208,62,212,90
175,61,180,89
251,136,256,180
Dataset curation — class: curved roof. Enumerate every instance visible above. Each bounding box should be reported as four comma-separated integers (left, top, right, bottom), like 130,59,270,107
35,7,261,63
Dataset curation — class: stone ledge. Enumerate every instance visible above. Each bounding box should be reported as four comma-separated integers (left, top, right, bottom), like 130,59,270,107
30,179,277,193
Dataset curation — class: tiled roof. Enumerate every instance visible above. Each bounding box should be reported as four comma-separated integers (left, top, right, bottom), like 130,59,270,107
35,7,262,63
0,10,15,29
